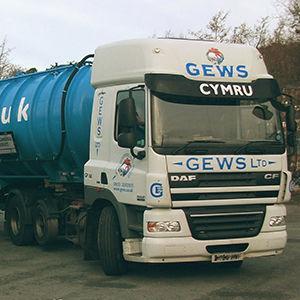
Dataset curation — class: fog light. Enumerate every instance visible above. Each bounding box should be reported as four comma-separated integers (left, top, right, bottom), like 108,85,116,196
148,221,181,232
269,216,286,227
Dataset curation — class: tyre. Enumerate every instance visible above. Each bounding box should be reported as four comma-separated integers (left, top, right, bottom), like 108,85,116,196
33,203,58,246
98,206,128,275
6,195,34,246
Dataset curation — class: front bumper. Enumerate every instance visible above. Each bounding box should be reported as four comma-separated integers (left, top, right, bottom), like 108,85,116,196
123,204,287,263
124,230,287,263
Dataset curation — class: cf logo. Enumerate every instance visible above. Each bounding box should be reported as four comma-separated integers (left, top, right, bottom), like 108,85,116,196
264,173,279,180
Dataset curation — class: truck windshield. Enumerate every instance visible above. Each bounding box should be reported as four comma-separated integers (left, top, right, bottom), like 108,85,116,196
151,92,285,155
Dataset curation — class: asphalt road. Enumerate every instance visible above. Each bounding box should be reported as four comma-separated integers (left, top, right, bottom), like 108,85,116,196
0,196,299,300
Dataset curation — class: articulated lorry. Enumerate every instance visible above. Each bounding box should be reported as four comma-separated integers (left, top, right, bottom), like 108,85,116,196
0,38,296,275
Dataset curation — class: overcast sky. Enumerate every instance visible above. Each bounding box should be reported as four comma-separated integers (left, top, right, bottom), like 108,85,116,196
1,0,280,71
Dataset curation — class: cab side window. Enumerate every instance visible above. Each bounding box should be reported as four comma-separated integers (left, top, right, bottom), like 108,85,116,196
115,89,145,147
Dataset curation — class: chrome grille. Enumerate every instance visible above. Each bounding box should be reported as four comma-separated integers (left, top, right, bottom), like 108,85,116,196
183,205,266,240
169,172,280,203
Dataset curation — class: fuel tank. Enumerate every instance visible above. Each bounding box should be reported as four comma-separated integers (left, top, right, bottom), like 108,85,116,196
0,61,94,186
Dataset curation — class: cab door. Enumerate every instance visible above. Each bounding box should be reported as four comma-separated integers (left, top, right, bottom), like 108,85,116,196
106,86,148,206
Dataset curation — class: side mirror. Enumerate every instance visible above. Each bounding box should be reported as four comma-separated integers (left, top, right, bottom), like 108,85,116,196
116,96,146,160
286,105,297,132
117,97,137,128
287,132,296,148
117,97,137,148
118,132,137,148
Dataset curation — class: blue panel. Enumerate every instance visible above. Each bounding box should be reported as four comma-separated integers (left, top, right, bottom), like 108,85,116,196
0,63,94,184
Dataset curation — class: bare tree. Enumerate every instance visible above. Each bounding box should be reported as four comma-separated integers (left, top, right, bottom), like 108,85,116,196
207,10,230,42
187,11,270,48
230,22,254,45
188,10,230,42
271,19,289,43
274,0,300,40
0,37,24,79
155,3,300,47
253,16,270,47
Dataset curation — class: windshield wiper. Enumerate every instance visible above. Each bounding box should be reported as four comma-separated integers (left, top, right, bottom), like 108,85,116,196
235,140,281,154
172,140,225,155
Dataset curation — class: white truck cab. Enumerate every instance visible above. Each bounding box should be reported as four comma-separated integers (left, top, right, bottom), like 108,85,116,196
84,38,295,275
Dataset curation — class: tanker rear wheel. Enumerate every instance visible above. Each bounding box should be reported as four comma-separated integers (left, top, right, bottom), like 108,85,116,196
97,206,128,275
6,195,34,246
33,204,58,246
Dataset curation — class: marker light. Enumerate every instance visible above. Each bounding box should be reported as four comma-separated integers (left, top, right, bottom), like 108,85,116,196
148,221,181,232
269,216,286,227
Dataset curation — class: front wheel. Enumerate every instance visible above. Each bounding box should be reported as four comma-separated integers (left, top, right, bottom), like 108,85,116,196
97,206,128,275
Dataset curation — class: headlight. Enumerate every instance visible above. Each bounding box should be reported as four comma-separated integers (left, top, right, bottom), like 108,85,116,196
147,221,181,232
269,216,286,227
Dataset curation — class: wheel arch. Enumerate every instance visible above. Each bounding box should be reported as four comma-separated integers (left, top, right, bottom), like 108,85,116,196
84,186,143,261
84,186,130,238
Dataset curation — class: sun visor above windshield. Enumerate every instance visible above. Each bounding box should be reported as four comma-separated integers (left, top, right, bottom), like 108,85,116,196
145,74,281,99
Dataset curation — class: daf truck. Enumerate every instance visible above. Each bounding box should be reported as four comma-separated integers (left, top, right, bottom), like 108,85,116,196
0,38,296,275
